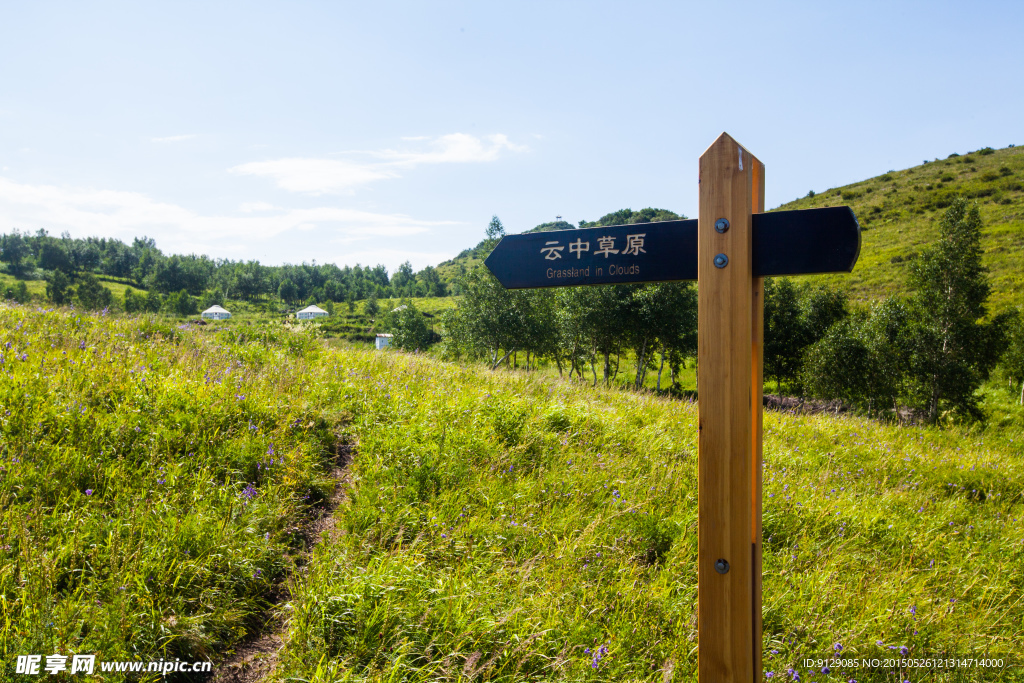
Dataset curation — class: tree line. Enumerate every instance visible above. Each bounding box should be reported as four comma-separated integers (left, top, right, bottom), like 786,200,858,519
0,229,448,307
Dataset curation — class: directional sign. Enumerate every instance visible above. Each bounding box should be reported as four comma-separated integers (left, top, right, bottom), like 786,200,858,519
482,133,861,683
483,206,860,289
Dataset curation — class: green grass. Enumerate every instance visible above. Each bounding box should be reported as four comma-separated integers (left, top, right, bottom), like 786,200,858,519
273,351,1024,682
3,304,1023,682
776,145,1024,312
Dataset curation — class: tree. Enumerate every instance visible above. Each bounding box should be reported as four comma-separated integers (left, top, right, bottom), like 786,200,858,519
38,240,73,274
763,278,804,390
278,278,298,304
75,274,114,310
364,291,379,317
391,261,415,296
390,303,433,351
164,289,198,316
802,299,911,417
0,230,32,275
46,270,72,305
440,266,531,369
482,215,506,254
124,288,143,313
907,197,1004,422
3,281,30,304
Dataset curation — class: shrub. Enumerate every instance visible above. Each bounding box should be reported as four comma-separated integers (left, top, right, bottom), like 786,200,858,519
75,273,114,310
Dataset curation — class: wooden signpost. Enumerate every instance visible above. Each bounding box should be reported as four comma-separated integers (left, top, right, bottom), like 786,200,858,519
484,133,860,682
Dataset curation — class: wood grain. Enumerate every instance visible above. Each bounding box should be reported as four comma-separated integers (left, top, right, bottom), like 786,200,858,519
697,132,759,682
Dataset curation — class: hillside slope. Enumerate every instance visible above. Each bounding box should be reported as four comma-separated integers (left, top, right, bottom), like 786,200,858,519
775,145,1024,311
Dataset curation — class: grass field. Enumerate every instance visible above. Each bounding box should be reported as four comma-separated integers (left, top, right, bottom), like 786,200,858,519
2,303,1023,682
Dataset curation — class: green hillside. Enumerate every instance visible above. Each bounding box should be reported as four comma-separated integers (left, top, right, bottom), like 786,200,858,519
3,304,1022,681
775,145,1024,312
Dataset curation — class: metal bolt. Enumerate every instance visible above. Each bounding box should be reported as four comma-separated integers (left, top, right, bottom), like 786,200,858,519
714,253,729,269
715,559,730,574
714,218,730,233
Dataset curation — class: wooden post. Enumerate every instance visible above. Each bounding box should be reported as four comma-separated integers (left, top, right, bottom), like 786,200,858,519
697,132,764,682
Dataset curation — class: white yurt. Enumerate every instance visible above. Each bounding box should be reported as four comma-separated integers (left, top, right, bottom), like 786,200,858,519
296,304,329,320
375,333,393,350
201,305,231,320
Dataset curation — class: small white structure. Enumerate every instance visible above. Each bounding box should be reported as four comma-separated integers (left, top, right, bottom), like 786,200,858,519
375,333,392,350
296,305,328,320
201,305,231,320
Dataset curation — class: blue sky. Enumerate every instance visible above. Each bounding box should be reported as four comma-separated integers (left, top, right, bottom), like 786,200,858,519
1,1,1021,273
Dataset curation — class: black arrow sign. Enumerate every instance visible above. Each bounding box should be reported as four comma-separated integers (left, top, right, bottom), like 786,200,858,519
483,206,860,289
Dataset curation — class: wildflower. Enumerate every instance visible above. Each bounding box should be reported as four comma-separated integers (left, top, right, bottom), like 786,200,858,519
900,646,908,656
85,489,93,496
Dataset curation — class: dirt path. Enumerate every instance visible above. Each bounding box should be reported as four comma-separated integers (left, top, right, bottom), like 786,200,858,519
209,439,353,683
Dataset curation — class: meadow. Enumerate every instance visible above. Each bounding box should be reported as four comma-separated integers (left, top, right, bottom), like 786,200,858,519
2,303,1023,682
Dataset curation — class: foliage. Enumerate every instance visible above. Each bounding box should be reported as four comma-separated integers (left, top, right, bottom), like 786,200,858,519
74,273,114,310
803,298,913,416
388,302,434,351
763,279,849,391
906,198,1004,422
45,270,72,305
0,230,32,275
2,280,31,304
278,278,298,304
162,288,199,317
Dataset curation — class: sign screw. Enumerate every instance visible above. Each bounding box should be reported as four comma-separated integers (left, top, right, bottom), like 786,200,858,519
715,558,730,574
715,218,730,233
714,254,729,269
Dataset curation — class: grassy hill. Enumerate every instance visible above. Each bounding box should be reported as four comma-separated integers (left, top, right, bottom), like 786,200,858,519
3,303,1022,681
775,145,1024,312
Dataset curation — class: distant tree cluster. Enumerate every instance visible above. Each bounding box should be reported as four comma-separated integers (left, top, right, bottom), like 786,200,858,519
441,266,698,392
802,198,1010,422
0,228,450,310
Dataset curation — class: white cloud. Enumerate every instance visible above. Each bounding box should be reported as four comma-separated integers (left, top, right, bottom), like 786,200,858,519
238,201,278,213
231,158,398,195
0,176,455,262
151,134,196,143
232,133,525,195
375,133,526,166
